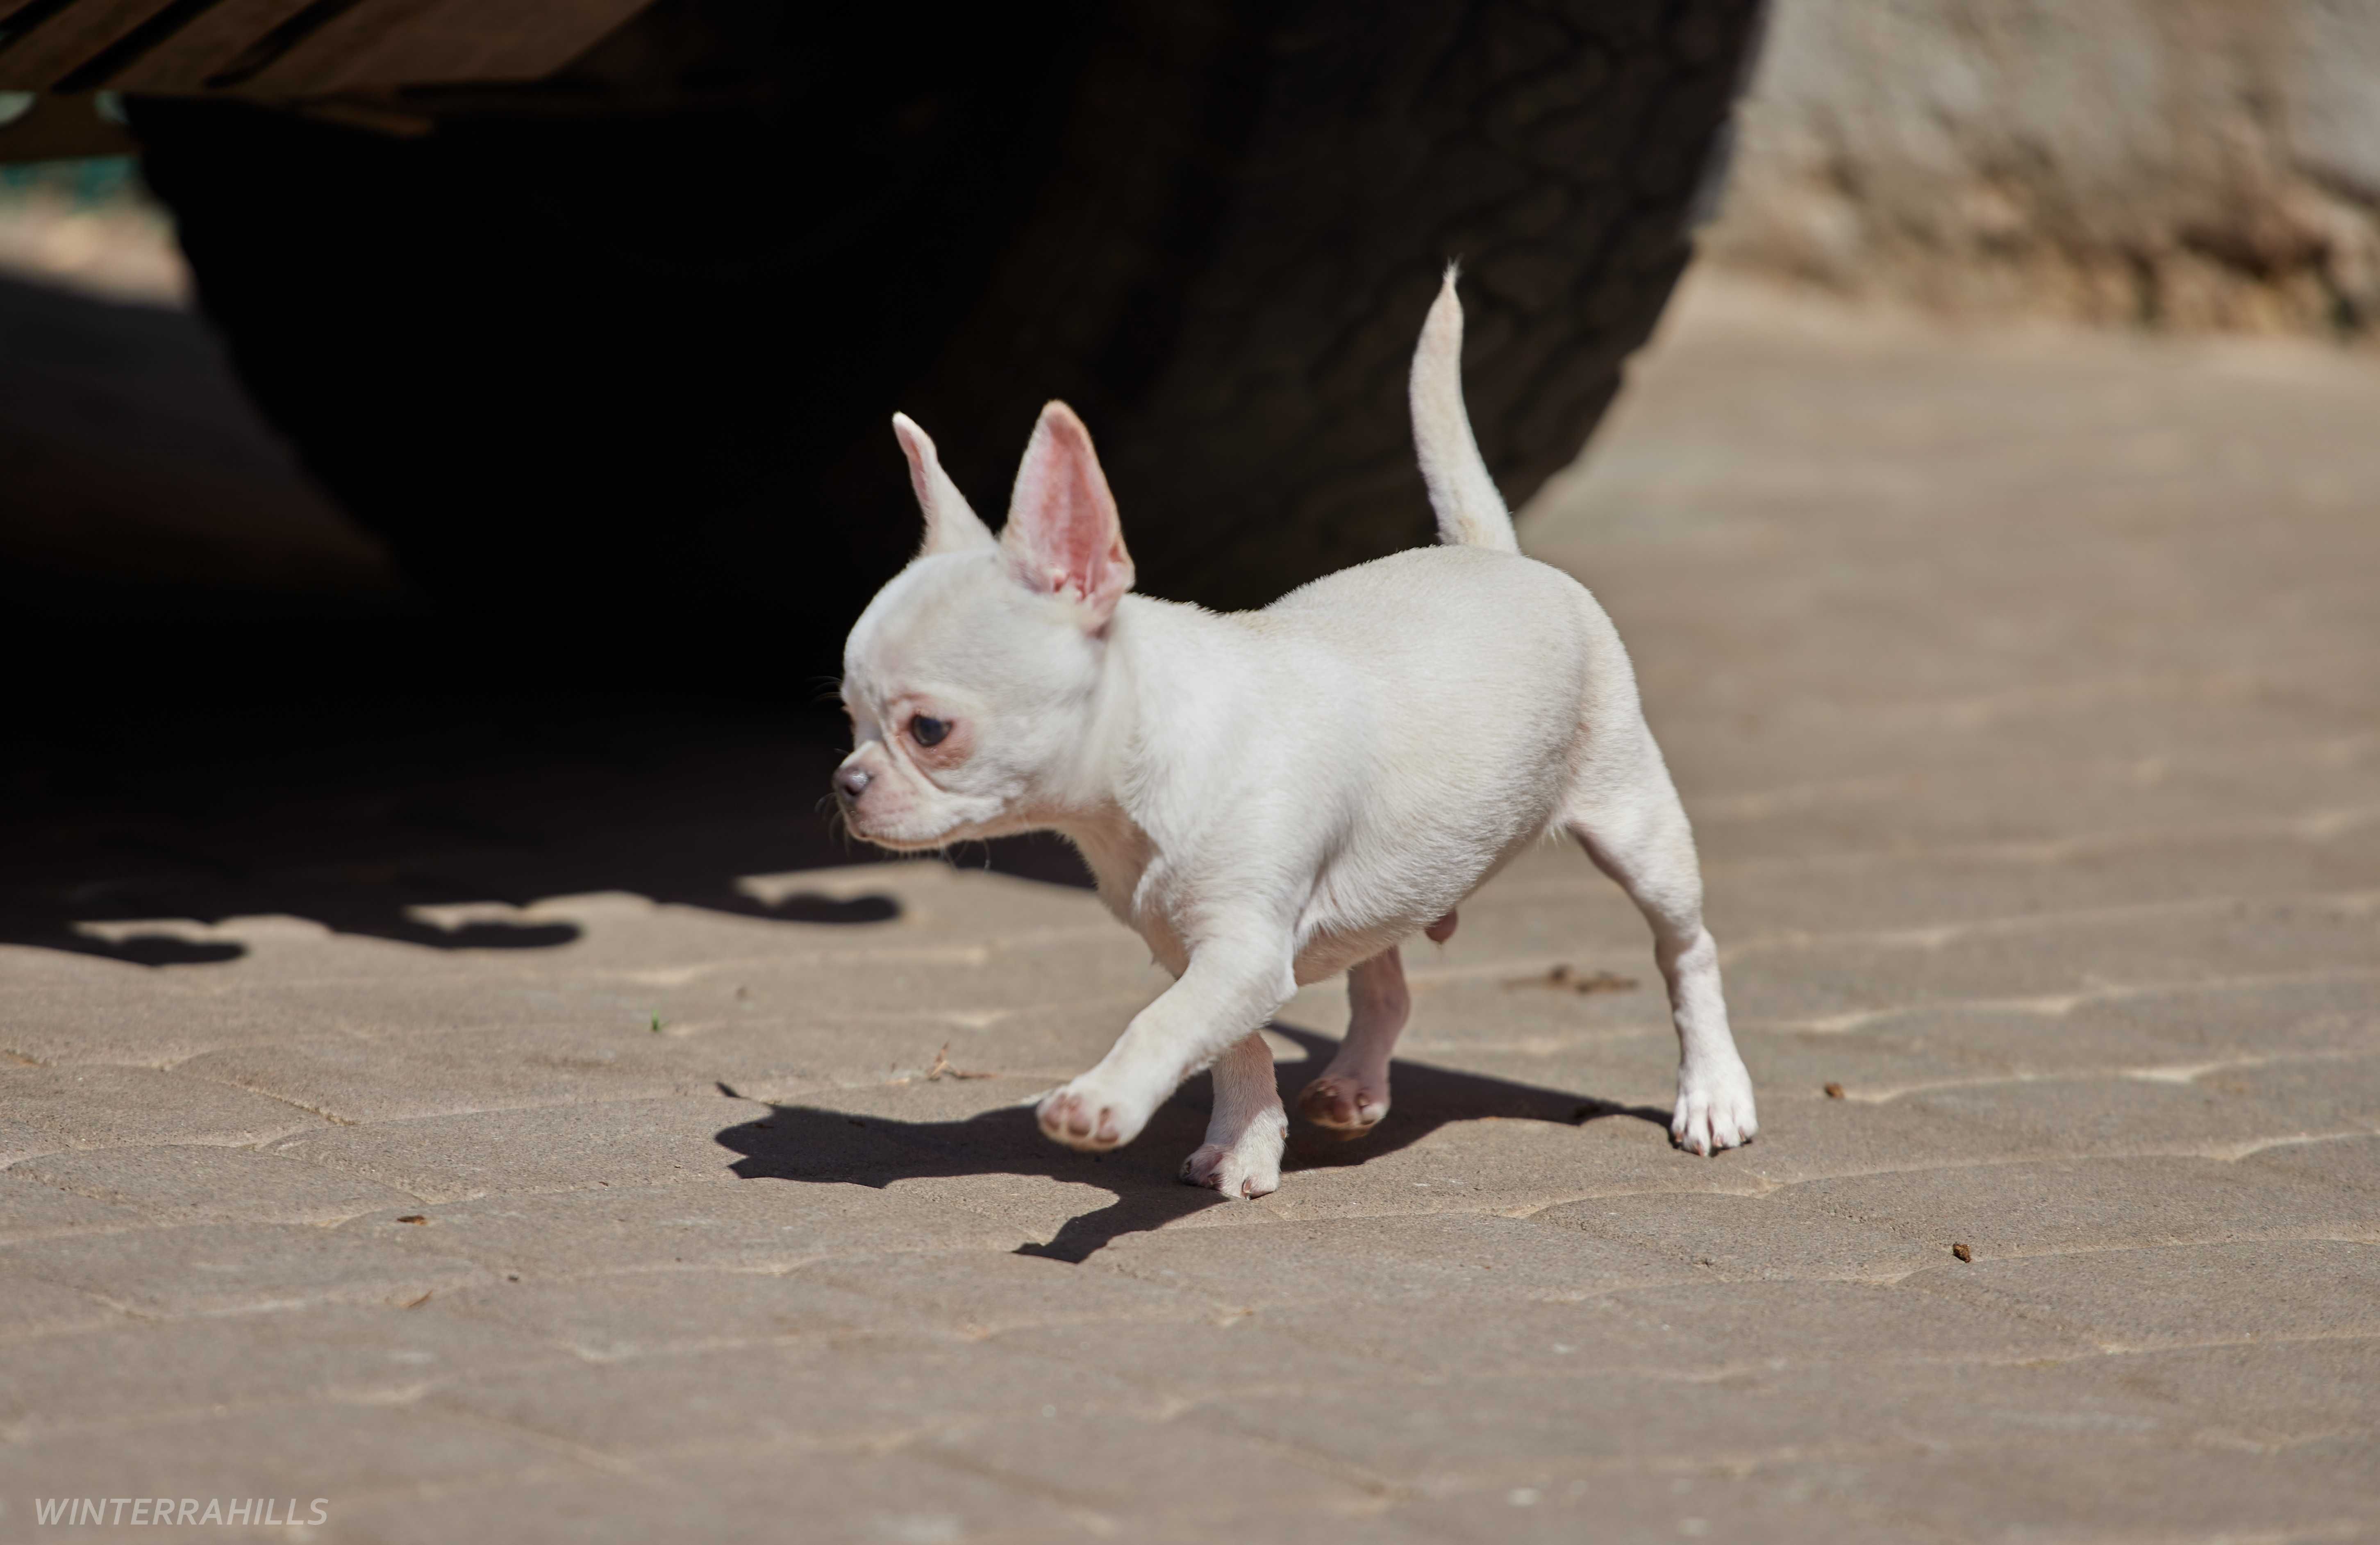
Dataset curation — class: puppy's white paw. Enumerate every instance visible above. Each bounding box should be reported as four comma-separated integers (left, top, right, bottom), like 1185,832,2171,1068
1672,1061,1758,1156
1178,1125,1284,1199
1296,1074,1389,1140
1036,1077,1152,1152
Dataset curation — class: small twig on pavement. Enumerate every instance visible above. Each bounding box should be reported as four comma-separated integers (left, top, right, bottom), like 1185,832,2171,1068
926,1043,995,1081
1504,963,1637,994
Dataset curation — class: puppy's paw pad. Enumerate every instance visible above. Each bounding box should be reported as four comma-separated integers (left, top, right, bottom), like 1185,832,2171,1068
1296,1075,1388,1140
1034,1082,1144,1152
1178,1143,1281,1200
1671,1065,1758,1157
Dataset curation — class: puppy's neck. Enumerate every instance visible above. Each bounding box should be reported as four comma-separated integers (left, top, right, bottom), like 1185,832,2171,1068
1033,593,1201,879
1034,593,1153,827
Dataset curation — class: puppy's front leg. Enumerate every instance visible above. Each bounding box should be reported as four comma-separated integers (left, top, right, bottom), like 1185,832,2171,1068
1179,1032,1287,1198
1037,932,1295,1155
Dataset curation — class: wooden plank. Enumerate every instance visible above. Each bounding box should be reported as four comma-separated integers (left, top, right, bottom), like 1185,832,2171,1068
0,0,180,89
1,0,653,94
104,0,319,92
241,0,650,93
0,85,137,159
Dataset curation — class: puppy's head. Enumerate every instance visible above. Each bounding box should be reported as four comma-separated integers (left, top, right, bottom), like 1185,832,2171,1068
834,402,1134,851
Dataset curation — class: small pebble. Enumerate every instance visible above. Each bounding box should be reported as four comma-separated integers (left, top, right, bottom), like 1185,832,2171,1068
1951,1243,1972,1263
396,1215,428,1225
1823,1082,1845,1098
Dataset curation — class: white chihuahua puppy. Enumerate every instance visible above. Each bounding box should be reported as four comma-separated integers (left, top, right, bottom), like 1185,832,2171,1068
835,273,1757,1197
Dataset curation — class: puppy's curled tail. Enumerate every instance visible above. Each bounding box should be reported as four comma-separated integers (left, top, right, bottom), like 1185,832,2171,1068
1408,266,1518,554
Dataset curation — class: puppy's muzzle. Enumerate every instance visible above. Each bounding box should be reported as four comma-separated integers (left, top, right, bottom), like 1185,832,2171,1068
833,765,871,804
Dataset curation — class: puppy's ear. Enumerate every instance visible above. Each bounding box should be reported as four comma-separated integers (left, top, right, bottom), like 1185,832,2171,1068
892,413,995,556
1002,401,1134,628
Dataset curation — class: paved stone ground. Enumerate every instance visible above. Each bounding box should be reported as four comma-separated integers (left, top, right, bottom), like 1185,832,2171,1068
4,275,2378,1543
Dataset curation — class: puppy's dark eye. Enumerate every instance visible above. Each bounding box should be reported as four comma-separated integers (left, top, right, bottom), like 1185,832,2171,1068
909,715,950,748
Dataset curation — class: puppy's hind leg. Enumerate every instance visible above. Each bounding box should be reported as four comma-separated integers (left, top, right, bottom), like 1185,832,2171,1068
1297,947,1408,1138
1180,1032,1287,1199
1565,761,1758,1156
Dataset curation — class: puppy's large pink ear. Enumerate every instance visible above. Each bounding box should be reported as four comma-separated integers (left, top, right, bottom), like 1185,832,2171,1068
892,413,995,556
1002,402,1134,628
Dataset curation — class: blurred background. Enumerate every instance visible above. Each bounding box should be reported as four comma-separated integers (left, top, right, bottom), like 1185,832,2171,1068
7,0,2377,649
3,0,2377,941
1722,0,2380,334
20,0,2380,325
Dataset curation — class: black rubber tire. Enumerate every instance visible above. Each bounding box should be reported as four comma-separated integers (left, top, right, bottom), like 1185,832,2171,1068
132,0,1760,674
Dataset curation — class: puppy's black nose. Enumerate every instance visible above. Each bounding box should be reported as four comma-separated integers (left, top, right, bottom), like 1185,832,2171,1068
833,766,871,802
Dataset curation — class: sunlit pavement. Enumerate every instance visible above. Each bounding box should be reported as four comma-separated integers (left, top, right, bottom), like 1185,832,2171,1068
4,274,2376,1542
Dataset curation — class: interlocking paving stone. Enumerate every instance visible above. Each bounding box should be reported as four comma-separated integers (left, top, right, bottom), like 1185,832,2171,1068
262,1077,1078,1210
355,1177,1079,1279
0,1275,124,1340
1881,1071,2365,1159
1530,1191,1939,1280
1403,1442,2380,1545
4,279,2376,1538
1200,1357,2194,1492
416,1267,881,1361
0,1219,492,1321
0,1120,53,1171
421,1335,1150,1457
1778,1154,2376,1255
1735,988,2380,1099
1398,1467,1953,1545
1584,1278,2096,1370
13,1143,419,1225
990,1305,1466,1402
1715,900,2380,1029
0,1306,553,1438
325,1452,1087,1545
1488,827,2380,940
1684,740,2380,864
176,1013,1112,1129
2086,1338,2380,1446
266,1095,773,1202
1089,1213,1694,1306
0,1402,579,1508
924,1411,1384,1522
2222,1053,2380,1131
1909,1239,2380,1348
1,966,291,1068
0,1066,324,1155
2246,1132,2380,1197
802,1246,1217,1333
0,1169,145,1241
1814,1439,2380,1542
172,1030,738,1125
657,1445,1136,1540
548,923,1168,1022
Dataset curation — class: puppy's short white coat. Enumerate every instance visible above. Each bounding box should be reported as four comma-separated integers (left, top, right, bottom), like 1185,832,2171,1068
837,273,1757,1197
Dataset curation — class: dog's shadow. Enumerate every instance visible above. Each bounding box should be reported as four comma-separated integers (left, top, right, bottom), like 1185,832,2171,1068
716,1025,1667,1262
